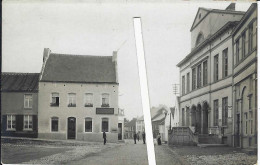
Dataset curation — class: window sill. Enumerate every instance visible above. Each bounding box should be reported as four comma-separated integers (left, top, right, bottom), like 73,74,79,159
84,131,93,133
23,129,33,131
24,108,32,110
6,129,16,131
51,131,59,133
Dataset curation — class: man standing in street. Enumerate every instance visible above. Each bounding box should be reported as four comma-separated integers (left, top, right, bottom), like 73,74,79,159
134,132,137,144
142,131,146,144
103,131,106,145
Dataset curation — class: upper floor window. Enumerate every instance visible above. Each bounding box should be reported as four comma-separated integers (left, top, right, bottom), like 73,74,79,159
222,48,228,78
7,115,16,130
51,117,59,132
214,99,219,126
192,68,196,90
85,117,93,132
248,24,253,52
197,64,202,88
101,93,109,107
186,73,190,93
241,32,246,58
24,94,33,108
222,97,228,126
85,93,93,107
236,39,240,63
182,76,185,95
68,93,76,107
51,93,59,107
214,54,219,82
196,33,204,46
24,115,33,130
203,60,208,86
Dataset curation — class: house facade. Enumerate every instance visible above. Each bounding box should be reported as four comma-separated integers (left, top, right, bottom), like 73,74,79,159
38,48,119,142
1,73,39,138
118,108,125,140
232,4,257,149
136,116,145,135
176,3,255,147
124,118,136,139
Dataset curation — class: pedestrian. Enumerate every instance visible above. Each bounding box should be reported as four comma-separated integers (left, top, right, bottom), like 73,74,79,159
142,131,146,144
157,133,161,145
103,131,106,145
134,132,137,144
137,132,140,141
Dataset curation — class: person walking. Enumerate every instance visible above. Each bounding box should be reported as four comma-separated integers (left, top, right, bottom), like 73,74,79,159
157,133,162,145
103,131,106,145
142,131,146,144
134,132,137,144
137,132,140,141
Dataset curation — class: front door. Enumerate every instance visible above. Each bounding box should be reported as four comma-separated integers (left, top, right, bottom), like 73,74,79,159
118,123,122,140
236,114,240,147
68,117,76,139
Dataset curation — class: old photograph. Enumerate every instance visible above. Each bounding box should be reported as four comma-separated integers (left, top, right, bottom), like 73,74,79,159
145,2,258,165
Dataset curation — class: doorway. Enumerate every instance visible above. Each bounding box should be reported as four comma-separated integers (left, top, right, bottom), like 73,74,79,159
68,117,76,139
118,123,122,140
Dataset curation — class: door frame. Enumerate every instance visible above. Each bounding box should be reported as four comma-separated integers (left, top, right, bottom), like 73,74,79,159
67,117,76,140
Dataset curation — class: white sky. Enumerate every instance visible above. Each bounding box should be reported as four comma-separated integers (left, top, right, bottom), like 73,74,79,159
2,0,252,120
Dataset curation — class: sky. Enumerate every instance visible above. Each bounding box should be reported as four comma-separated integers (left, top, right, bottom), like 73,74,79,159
2,0,252,120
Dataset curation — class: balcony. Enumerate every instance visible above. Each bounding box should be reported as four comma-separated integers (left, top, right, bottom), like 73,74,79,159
50,102,59,107
68,103,76,107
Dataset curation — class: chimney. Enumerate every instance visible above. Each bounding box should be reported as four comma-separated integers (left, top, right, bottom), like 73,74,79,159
43,48,51,62
225,3,235,11
112,51,117,62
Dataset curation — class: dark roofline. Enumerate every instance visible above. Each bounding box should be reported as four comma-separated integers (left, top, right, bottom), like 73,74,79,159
177,21,239,67
190,7,245,31
2,72,40,75
40,80,119,84
232,3,257,35
50,53,113,58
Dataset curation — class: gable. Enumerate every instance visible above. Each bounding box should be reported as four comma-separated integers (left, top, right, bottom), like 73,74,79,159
190,8,210,32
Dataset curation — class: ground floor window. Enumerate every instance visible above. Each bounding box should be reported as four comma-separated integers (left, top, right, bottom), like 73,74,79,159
85,118,92,132
24,115,33,130
51,117,59,132
102,118,109,132
7,115,16,130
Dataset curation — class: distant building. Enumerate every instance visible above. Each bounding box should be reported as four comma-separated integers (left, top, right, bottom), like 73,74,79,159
124,118,136,139
151,107,167,138
136,116,145,134
1,73,39,138
38,48,119,142
176,3,257,149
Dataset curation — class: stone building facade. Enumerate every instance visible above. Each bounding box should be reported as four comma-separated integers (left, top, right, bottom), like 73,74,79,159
176,3,257,149
1,73,39,138
38,48,119,142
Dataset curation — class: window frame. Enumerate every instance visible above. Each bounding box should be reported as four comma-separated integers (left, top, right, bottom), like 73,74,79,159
248,23,253,52
101,117,109,132
197,64,202,88
51,93,60,107
186,72,190,93
7,115,16,131
192,68,196,90
213,100,219,126
84,93,93,107
24,94,33,109
85,117,93,133
68,93,76,107
182,75,185,95
101,93,110,107
236,39,240,64
203,60,208,86
222,97,228,126
241,32,246,58
222,48,228,78
51,117,59,132
214,54,219,82
23,115,33,131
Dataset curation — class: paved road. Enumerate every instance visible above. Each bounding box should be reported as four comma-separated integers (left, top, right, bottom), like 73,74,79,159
68,139,149,165
155,144,183,165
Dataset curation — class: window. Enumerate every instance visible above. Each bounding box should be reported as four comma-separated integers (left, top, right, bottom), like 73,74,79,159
249,111,253,134
101,93,109,107
203,60,208,86
51,117,59,132
182,76,185,95
182,108,185,126
85,117,92,132
236,40,240,63
68,93,76,107
214,100,219,126
197,64,202,88
196,33,204,46
186,73,190,93
192,68,196,90
51,93,59,106
214,54,219,82
102,118,109,132
249,24,253,52
222,97,228,126
24,115,33,130
223,48,228,78
242,32,246,58
7,115,16,130
24,94,32,108
85,93,93,107
244,113,248,135
249,95,252,111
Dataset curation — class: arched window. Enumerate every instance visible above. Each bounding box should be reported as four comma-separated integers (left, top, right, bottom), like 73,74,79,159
102,118,109,132
196,33,204,46
85,117,92,132
51,117,59,132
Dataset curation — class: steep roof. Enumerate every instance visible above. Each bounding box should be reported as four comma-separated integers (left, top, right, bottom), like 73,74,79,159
1,73,40,92
41,53,117,83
